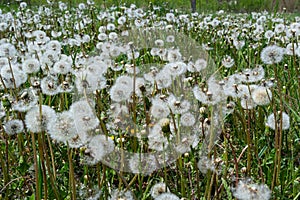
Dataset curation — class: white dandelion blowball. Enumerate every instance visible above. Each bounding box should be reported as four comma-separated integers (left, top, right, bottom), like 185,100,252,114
251,86,272,106
261,45,284,64
266,111,290,130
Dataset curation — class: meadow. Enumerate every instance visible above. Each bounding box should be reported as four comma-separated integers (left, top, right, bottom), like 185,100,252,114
0,0,299,200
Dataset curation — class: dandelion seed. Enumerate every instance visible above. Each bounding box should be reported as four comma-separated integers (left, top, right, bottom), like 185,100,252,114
33,30,49,43
78,3,86,10
107,23,116,31
117,16,126,25
241,66,265,83
193,86,208,103
233,40,245,50
67,131,89,148
175,133,199,154
41,50,60,70
241,96,257,110
0,43,17,58
86,59,108,75
188,58,207,72
166,35,175,43
0,101,5,119
109,103,129,118
70,100,99,132
274,24,285,34
0,22,8,32
296,46,300,57
0,57,9,68
97,32,107,41
264,30,274,40
166,13,175,22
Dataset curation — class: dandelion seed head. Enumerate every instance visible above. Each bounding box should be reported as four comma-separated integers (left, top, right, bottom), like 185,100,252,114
11,88,38,112
41,75,59,95
151,182,170,199
180,112,195,127
222,55,235,68
53,60,72,74
4,119,24,135
165,61,186,76
151,100,170,119
109,189,134,200
25,105,56,133
22,58,40,74
261,45,284,64
110,83,132,102
154,192,180,200
155,70,172,89
252,86,272,105
129,153,157,174
285,43,298,55
46,40,61,52
1,64,27,88
0,42,17,58
47,111,77,143
266,111,290,130
148,124,169,151
197,157,216,174
232,180,271,200
86,134,115,162
167,48,182,62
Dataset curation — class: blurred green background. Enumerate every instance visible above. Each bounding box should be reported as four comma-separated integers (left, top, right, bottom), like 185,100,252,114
0,0,299,13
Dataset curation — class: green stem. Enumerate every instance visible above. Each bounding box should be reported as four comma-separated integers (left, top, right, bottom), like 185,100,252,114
30,131,41,200
68,146,76,200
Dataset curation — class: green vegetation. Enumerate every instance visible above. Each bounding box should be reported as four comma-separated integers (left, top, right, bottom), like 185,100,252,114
1,0,299,13
0,1,299,200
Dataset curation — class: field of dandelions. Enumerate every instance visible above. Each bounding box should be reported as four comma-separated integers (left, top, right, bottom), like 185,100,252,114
0,1,300,199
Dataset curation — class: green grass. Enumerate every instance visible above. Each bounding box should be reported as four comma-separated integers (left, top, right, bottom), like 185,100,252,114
2,0,299,13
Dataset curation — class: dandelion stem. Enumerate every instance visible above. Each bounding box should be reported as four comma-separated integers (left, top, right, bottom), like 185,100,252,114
223,132,239,186
37,133,48,199
30,131,40,200
0,135,9,199
67,145,76,200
